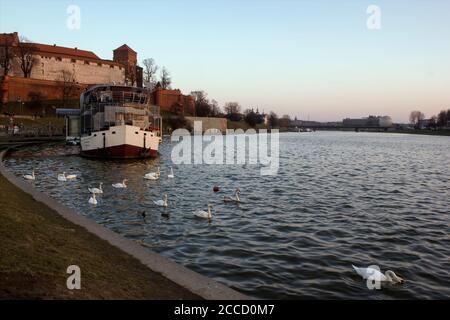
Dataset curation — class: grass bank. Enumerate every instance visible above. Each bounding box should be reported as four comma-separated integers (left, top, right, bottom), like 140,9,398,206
0,171,199,299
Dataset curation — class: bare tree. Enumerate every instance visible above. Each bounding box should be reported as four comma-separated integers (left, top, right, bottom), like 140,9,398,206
210,99,221,117
279,114,292,127
126,64,137,86
224,102,241,115
142,58,158,89
0,37,15,76
160,67,171,89
409,110,425,128
60,70,77,107
224,102,242,121
268,111,279,128
16,37,38,78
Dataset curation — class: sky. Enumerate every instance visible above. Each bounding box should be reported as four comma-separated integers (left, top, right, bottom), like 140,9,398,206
1,0,450,122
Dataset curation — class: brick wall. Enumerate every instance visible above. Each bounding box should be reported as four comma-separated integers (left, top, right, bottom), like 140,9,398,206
1,76,86,103
153,88,194,115
185,117,227,133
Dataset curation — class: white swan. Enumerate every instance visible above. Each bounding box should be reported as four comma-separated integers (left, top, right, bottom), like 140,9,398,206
57,172,67,182
112,179,127,188
352,265,404,284
194,204,213,220
65,173,77,180
168,167,174,179
23,170,35,180
153,194,168,207
223,188,241,203
88,182,103,194
144,167,160,180
88,193,97,205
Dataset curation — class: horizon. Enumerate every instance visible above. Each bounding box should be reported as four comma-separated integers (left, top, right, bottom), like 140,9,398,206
1,0,450,122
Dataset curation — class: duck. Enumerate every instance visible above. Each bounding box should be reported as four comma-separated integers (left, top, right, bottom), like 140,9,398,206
88,182,103,194
168,167,174,179
144,167,160,180
112,179,128,188
88,193,97,205
57,172,67,182
352,265,404,284
223,188,241,203
194,204,213,220
23,170,35,180
153,194,168,207
65,173,77,180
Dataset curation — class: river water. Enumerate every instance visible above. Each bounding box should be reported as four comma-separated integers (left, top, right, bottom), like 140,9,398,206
4,132,450,299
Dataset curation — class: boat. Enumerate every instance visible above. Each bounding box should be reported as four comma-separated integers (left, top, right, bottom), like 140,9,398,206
79,85,162,159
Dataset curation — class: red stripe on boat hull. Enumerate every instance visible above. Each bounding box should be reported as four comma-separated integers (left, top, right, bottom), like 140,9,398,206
81,144,158,159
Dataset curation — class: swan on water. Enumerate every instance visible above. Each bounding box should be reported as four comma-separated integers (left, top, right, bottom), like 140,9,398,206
352,265,404,284
144,167,160,180
23,170,35,180
57,172,67,182
112,179,128,188
194,204,213,220
88,193,97,205
88,182,103,194
168,167,174,179
223,188,241,203
153,194,168,207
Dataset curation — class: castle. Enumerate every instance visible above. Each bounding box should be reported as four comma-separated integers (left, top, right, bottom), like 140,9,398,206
0,32,194,115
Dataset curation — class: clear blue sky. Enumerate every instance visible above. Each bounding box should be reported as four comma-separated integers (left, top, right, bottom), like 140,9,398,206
1,0,450,122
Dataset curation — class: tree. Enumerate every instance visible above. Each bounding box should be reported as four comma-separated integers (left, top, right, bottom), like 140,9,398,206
428,116,437,130
0,37,15,76
16,37,38,78
409,110,425,128
279,114,292,128
224,102,242,121
436,109,450,127
437,110,447,127
191,90,211,117
127,64,137,86
60,70,77,107
244,108,259,127
142,58,158,89
268,111,279,128
210,99,221,117
160,67,171,89
165,115,191,132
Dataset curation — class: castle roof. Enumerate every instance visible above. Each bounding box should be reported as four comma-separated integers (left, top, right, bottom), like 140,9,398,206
113,44,137,53
32,43,100,60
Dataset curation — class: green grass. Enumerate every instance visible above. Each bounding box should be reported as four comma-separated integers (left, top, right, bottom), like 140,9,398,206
0,172,200,299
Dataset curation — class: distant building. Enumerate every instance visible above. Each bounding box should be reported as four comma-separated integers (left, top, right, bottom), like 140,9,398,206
343,115,393,128
417,119,431,129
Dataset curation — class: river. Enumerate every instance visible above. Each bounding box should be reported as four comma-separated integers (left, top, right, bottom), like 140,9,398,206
4,131,450,299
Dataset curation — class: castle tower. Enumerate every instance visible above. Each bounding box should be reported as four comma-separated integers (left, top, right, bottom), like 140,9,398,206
113,44,142,87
